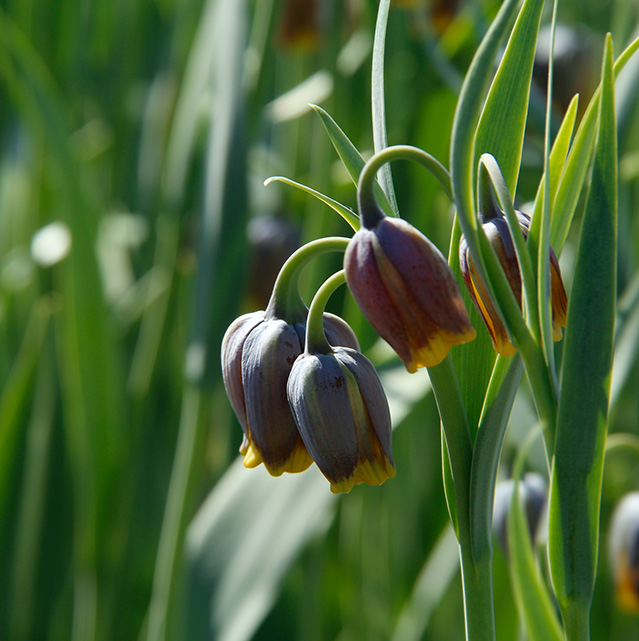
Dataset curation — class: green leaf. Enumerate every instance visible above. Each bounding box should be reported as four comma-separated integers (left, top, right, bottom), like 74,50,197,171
145,2,250,640
185,461,337,641
391,526,460,641
474,0,544,195
551,36,639,252
371,0,397,213
449,0,530,433
529,94,579,244
264,176,359,230
549,35,617,637
0,301,50,520
507,474,564,641
310,104,395,217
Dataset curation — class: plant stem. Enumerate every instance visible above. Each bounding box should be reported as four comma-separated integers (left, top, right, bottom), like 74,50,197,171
428,357,496,641
304,270,346,354
458,551,497,641
561,601,591,641
357,145,453,228
266,237,350,322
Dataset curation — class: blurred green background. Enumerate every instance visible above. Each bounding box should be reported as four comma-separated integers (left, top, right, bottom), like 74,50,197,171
1,0,639,640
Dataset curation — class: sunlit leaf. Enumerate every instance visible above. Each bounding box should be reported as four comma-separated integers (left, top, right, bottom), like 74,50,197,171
549,35,617,633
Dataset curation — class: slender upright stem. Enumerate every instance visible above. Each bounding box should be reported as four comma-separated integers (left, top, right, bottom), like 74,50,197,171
428,357,496,641
304,270,347,355
561,600,591,641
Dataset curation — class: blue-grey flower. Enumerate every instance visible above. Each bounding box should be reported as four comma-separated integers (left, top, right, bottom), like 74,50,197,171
287,346,395,494
221,310,359,476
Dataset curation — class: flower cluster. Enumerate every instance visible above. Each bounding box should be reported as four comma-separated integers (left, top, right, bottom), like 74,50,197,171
222,151,569,494
222,306,359,478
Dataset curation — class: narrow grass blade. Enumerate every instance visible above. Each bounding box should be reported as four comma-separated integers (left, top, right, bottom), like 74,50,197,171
145,2,248,640
9,327,56,641
185,461,336,641
264,175,359,230
371,0,397,213
311,104,395,217
529,94,579,243
549,35,617,639
391,526,460,641
0,300,50,519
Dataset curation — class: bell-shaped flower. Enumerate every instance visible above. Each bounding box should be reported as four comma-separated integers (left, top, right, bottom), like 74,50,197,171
221,310,359,476
609,492,639,613
344,216,476,372
287,345,395,494
459,210,568,357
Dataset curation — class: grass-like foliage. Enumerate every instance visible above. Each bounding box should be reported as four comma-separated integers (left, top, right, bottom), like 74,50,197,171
2,1,639,640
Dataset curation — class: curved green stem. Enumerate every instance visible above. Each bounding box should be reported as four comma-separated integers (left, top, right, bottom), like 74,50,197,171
266,237,350,323
357,145,453,228
304,270,347,355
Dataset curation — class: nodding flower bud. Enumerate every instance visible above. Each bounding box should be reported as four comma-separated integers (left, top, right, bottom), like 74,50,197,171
459,210,568,357
344,216,476,372
287,345,395,494
609,492,639,613
221,310,359,476
492,473,548,556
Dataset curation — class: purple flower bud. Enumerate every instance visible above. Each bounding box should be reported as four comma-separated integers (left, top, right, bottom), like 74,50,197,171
609,492,639,613
287,346,395,494
221,310,359,476
344,216,476,372
459,211,568,356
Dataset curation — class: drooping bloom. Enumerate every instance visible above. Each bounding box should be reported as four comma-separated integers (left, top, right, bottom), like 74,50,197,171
287,345,395,494
344,216,476,372
609,492,639,613
459,210,568,357
221,310,359,476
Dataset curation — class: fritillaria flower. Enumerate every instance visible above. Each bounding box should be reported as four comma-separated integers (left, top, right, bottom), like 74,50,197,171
287,345,395,494
459,210,568,357
344,215,476,372
609,492,639,613
221,309,359,476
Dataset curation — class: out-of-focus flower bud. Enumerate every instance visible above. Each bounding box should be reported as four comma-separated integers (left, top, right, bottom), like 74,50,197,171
287,345,395,494
492,473,548,556
279,0,322,51
221,309,359,476
459,210,567,357
609,492,639,613
247,215,300,310
344,216,476,372
534,24,596,115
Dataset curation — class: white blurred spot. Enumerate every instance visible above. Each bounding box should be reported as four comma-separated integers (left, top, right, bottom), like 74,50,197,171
31,222,72,267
